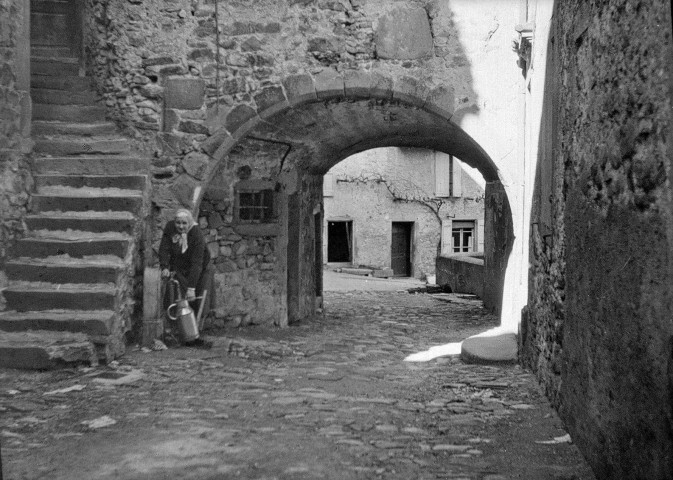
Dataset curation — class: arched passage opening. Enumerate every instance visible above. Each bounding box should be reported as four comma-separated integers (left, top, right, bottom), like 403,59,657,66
195,73,514,330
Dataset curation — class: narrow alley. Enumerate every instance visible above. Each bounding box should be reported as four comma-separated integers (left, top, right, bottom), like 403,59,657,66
1,276,594,480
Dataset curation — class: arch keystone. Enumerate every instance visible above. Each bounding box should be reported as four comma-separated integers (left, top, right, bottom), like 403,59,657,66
343,70,373,98
369,72,394,99
314,69,345,100
424,85,455,119
254,85,289,119
282,74,317,106
392,76,430,108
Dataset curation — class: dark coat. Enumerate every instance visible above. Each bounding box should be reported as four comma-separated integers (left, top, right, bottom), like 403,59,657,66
158,222,211,290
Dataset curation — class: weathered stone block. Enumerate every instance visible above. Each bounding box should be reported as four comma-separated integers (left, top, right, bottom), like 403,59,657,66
182,151,210,179
369,72,394,99
343,70,372,98
0,331,96,370
314,69,345,99
164,77,205,110
171,174,200,208
392,76,429,108
374,7,433,60
254,85,288,118
225,104,258,135
425,85,454,119
282,74,317,106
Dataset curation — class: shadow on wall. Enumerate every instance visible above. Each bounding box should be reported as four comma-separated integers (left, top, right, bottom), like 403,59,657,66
521,1,673,478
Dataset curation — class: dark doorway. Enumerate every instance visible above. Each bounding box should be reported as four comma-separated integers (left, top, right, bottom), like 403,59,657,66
30,0,82,59
327,221,352,263
391,222,413,277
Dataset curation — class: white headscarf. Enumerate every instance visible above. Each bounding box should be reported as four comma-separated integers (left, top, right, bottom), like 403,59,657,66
174,209,197,254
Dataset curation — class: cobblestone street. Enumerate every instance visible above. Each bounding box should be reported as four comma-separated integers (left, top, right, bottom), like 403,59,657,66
1,282,594,479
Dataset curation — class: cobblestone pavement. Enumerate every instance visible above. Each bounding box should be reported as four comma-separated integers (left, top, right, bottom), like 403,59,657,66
1,289,595,479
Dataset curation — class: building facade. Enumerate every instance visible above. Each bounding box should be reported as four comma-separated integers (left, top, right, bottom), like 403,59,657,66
323,147,485,280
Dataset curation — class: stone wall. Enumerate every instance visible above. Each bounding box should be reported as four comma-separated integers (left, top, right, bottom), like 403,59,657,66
0,0,31,308
482,181,513,314
325,147,485,279
523,1,673,477
63,0,521,329
435,253,484,298
198,138,291,328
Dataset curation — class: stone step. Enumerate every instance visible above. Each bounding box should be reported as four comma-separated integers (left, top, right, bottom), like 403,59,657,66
32,121,117,137
30,190,144,214
0,330,96,369
35,174,147,191
12,235,130,259
34,156,148,175
31,74,92,91
25,211,136,234
34,136,129,156
6,258,125,284
31,46,74,58
31,56,80,76
0,310,115,336
33,103,106,122
31,88,97,106
3,283,117,311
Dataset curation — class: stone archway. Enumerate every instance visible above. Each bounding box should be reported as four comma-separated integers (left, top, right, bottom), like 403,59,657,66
190,71,514,329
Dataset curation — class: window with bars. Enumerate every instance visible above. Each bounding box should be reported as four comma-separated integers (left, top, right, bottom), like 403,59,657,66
452,220,475,253
236,188,275,223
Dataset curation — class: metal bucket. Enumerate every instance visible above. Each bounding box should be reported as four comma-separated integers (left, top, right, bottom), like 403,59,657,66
167,299,199,343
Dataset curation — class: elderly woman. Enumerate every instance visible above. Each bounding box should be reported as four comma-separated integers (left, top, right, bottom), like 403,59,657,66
159,209,212,346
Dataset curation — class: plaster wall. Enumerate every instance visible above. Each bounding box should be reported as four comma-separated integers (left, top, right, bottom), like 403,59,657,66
523,0,673,477
324,147,485,279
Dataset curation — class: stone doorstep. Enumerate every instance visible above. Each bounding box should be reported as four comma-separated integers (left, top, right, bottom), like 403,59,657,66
34,137,130,156
32,121,117,137
33,156,147,175
25,212,136,234
30,193,144,215
35,174,147,191
0,330,97,370
5,258,124,284
0,310,115,337
12,236,130,259
340,267,374,276
460,328,518,364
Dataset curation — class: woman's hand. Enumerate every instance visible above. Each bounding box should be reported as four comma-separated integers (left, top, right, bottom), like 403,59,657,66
161,268,171,278
186,288,196,301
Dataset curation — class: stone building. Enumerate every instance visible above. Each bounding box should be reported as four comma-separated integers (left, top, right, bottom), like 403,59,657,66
7,0,672,476
322,147,485,280
519,0,673,478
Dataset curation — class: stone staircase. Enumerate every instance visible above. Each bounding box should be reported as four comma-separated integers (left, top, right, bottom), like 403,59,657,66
0,54,149,369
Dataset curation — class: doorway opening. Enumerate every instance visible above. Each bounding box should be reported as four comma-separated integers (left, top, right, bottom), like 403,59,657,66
391,222,413,277
327,221,353,264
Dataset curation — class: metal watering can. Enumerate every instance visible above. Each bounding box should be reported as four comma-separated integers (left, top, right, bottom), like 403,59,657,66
166,278,205,343
167,297,199,343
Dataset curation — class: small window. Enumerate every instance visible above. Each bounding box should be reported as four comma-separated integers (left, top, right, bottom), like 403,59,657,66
236,188,274,224
452,220,475,253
